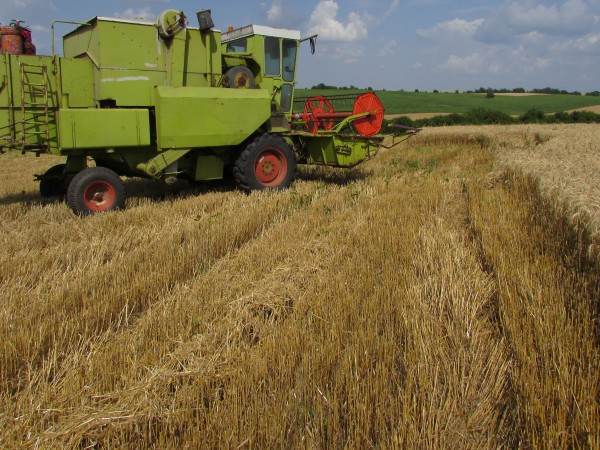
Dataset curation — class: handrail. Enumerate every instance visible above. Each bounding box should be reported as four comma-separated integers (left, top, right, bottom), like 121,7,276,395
51,20,91,55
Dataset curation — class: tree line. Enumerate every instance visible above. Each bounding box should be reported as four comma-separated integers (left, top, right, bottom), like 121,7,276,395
384,107,600,131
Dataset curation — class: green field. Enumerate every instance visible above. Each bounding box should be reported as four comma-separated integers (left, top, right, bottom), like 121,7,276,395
295,89,600,116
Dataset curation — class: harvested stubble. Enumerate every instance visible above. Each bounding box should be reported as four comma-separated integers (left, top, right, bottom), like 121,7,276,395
0,124,598,448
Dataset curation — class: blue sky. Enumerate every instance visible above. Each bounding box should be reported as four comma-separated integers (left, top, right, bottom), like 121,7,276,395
3,0,600,92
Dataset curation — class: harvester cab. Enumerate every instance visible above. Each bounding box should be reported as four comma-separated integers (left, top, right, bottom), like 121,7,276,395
222,24,300,120
0,8,419,215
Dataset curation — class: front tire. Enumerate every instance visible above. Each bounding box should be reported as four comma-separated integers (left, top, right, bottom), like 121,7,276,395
39,164,67,197
67,167,126,215
233,134,296,192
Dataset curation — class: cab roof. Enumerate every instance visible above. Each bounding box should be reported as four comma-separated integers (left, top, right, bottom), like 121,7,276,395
221,24,300,42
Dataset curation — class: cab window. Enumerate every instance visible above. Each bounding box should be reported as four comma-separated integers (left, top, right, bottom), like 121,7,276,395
226,38,247,53
282,40,297,82
264,37,280,76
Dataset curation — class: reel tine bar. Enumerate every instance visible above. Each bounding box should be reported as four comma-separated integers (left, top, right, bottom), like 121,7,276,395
293,92,384,137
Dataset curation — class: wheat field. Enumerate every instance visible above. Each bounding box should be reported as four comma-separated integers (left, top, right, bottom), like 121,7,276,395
0,124,598,448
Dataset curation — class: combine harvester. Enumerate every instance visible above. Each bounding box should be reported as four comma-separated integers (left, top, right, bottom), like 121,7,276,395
0,9,418,214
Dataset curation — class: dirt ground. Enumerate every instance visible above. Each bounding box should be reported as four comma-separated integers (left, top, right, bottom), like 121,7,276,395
566,104,600,114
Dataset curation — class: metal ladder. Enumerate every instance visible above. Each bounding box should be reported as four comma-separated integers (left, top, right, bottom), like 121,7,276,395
18,60,50,152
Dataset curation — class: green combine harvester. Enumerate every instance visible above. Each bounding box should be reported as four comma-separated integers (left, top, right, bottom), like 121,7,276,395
0,9,416,214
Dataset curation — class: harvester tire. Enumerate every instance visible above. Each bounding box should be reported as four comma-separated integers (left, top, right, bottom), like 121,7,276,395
234,134,296,192
39,164,67,197
224,66,255,89
67,167,126,215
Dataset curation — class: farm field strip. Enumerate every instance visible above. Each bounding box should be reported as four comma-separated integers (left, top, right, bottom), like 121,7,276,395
0,124,598,447
295,89,600,116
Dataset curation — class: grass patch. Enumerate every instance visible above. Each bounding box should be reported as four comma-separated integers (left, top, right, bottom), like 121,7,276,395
295,89,600,116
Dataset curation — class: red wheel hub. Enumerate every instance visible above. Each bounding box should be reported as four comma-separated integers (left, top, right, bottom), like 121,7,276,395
352,92,384,136
302,96,335,134
255,148,288,187
83,180,116,211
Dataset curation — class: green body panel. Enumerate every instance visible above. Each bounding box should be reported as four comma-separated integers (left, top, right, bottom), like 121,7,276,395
291,133,384,167
154,86,270,148
196,154,225,180
58,109,150,149
62,18,222,106
60,58,95,108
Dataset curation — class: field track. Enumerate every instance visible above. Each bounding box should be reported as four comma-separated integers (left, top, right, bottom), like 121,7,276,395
385,104,600,120
0,124,598,448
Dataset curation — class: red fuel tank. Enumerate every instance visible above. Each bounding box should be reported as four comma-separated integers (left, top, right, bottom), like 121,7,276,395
1,27,24,54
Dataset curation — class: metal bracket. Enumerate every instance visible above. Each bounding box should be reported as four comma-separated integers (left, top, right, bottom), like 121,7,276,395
137,148,191,179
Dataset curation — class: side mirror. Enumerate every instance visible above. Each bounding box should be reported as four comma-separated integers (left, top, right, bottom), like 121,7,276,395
196,10,214,31
301,34,318,54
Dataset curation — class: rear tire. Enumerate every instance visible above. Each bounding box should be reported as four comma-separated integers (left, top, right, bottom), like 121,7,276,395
233,134,296,192
39,164,67,197
67,167,126,215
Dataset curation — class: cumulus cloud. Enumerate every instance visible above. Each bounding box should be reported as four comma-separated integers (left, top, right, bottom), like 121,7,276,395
573,33,600,51
379,39,397,57
417,18,484,38
318,41,366,62
475,0,596,44
551,32,600,54
306,0,368,42
266,0,284,22
6,0,56,12
114,7,155,21
387,0,401,15
262,0,305,29
439,53,484,74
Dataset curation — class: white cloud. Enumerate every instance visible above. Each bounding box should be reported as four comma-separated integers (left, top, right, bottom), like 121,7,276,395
306,0,368,42
533,58,551,70
387,0,401,15
489,62,503,74
418,18,484,38
573,33,600,51
505,0,593,34
439,53,484,74
30,24,49,32
551,32,600,54
521,31,545,44
323,42,366,61
6,0,56,11
379,39,397,57
267,0,283,22
114,7,155,21
476,0,596,44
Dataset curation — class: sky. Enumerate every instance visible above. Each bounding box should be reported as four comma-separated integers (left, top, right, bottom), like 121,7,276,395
3,0,600,92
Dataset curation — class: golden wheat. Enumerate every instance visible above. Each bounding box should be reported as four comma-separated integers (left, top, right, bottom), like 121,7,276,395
0,124,598,448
